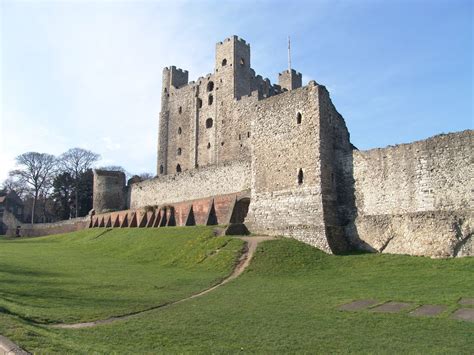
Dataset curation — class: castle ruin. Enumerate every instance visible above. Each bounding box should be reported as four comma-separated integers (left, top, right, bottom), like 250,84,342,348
91,35,473,257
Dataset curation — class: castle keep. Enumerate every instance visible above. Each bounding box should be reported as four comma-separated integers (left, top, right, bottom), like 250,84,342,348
92,36,473,257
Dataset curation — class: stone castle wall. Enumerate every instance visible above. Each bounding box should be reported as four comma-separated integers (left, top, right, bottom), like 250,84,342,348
245,82,348,253
88,35,473,258
1,210,89,237
347,130,473,257
157,36,286,177
129,160,250,209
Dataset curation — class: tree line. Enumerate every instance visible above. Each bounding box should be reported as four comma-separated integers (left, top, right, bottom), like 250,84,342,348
1,148,152,224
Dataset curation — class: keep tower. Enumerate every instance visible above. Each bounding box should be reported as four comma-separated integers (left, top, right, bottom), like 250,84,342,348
214,35,252,99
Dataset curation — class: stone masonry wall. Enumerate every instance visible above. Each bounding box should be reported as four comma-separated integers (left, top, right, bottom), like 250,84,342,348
158,36,285,177
348,130,473,257
93,170,127,213
245,82,336,253
1,210,89,237
130,160,250,209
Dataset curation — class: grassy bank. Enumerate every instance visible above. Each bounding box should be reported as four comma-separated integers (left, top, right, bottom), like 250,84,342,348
1,229,472,353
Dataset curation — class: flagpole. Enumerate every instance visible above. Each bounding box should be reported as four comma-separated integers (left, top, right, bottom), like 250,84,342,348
288,36,291,72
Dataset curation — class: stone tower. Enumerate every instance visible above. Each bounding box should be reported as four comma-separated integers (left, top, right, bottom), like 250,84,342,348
214,35,252,99
278,69,302,91
92,170,126,213
157,66,189,176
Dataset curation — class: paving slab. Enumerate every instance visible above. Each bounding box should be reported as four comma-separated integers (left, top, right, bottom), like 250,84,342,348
370,301,414,313
451,308,474,322
0,335,30,355
339,299,379,311
458,298,474,306
410,305,446,317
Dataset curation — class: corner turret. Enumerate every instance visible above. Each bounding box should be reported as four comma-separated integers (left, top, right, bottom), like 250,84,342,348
278,69,302,91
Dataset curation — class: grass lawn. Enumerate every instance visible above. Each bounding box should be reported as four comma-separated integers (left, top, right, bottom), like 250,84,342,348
1,228,473,353
0,227,244,324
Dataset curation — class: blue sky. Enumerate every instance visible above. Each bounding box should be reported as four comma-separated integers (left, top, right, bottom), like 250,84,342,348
1,0,472,181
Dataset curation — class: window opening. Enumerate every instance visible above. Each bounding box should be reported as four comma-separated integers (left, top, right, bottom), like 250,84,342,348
298,168,304,185
297,112,302,124
207,81,214,92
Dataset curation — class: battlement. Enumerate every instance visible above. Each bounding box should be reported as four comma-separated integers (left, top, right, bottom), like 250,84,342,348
278,69,302,91
163,66,189,89
278,68,302,77
217,35,249,47
163,66,188,74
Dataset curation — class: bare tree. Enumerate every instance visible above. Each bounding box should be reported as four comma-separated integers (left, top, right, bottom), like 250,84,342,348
9,152,56,224
60,148,100,217
1,177,29,199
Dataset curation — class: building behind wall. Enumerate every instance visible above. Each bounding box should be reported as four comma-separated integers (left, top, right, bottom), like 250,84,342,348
92,35,473,258
0,191,24,235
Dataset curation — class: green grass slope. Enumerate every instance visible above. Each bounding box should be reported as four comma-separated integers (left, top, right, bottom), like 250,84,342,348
0,227,244,324
1,231,473,353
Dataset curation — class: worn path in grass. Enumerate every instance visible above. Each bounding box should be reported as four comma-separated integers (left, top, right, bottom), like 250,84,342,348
51,236,274,329
1,231,473,353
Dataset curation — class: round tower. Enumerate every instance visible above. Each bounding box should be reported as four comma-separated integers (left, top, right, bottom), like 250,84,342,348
92,169,126,213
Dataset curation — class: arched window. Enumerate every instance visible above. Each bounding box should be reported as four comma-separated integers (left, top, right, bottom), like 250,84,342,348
296,112,302,124
176,164,182,173
207,142,211,149
247,132,250,138
159,165,164,174
206,118,213,128
178,106,182,114
222,58,227,66
298,168,304,185
207,81,214,92
197,98,202,109
177,148,182,156
208,94,213,105
178,127,182,135
240,58,245,66
164,88,167,93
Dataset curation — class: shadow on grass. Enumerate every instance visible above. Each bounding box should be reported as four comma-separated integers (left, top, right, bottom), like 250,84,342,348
336,249,376,256
0,263,64,277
